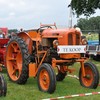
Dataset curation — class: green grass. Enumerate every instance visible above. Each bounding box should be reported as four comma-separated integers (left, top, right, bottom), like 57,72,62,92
0,59,100,100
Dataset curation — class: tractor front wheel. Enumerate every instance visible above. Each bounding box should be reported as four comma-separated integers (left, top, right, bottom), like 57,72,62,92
37,63,56,94
79,62,99,89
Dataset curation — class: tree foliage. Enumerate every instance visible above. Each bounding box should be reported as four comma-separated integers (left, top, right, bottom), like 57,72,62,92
77,16,100,31
8,29,18,34
71,0,100,16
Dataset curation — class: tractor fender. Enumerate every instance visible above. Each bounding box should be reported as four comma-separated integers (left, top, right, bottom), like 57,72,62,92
17,32,33,54
18,31,41,54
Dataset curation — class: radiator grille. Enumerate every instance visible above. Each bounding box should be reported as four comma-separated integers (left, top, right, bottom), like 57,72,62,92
76,34,80,45
68,34,73,45
68,33,80,45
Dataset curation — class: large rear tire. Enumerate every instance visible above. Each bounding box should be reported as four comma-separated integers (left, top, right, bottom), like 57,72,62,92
79,62,99,89
37,63,56,94
6,36,30,84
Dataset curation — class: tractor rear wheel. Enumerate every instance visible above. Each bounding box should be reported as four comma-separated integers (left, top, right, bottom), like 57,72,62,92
79,62,99,89
37,63,56,94
6,36,30,84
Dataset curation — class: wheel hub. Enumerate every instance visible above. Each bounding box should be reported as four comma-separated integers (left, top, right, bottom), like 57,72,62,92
42,75,47,84
84,74,91,79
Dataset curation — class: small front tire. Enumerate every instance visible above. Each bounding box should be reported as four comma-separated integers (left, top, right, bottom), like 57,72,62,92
37,63,56,94
79,62,99,89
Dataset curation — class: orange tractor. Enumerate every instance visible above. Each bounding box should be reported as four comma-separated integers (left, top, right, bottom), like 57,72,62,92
6,24,99,93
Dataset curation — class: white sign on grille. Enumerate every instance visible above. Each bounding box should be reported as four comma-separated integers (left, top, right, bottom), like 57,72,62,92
57,45,86,54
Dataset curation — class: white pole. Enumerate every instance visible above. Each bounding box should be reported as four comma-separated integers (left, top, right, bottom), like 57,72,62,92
69,6,72,28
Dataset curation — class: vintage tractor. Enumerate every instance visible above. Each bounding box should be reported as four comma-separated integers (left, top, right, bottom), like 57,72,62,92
5,24,99,93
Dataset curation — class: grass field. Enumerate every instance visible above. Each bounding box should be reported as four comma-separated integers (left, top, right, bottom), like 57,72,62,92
83,33,99,40
0,58,100,100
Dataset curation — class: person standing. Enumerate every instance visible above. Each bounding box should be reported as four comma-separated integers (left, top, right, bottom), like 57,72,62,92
74,25,83,36
87,32,92,40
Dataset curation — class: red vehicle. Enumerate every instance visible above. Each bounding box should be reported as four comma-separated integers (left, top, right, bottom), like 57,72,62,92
0,28,8,96
0,39,9,69
0,28,9,71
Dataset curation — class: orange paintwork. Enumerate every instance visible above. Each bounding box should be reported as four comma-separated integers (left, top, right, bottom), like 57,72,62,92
18,32,33,54
60,54,81,59
81,65,94,86
16,27,87,78
39,69,50,91
18,31,41,54
6,41,22,81
32,51,47,77
58,29,81,45
29,63,37,77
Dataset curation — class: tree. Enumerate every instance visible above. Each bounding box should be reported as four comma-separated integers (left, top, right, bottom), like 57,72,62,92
77,16,100,31
8,29,18,34
70,0,100,16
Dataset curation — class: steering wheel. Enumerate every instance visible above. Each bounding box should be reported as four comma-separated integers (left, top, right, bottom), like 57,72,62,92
37,26,52,33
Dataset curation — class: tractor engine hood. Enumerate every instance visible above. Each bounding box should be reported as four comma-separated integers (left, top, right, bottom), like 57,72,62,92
42,28,80,39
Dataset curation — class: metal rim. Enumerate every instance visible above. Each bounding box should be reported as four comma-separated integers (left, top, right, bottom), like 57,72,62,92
6,41,22,81
39,69,50,91
81,65,94,87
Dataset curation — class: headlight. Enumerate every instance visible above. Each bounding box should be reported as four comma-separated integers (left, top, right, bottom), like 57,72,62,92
82,39,87,45
53,40,59,48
